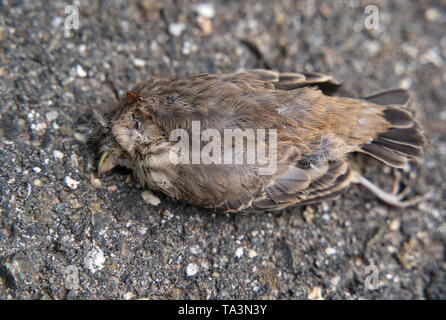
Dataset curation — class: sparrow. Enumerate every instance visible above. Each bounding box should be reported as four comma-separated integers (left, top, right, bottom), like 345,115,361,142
91,69,426,213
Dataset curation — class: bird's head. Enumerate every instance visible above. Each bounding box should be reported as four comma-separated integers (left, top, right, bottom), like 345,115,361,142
90,93,166,178
90,106,133,177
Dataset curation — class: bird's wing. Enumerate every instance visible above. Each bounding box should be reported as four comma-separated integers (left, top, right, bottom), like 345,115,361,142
244,69,342,95
135,70,341,135
215,158,352,213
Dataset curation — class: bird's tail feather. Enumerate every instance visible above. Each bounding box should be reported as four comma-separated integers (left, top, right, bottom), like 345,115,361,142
359,89,425,168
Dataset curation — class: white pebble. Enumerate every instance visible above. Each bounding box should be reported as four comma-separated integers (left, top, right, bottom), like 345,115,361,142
363,40,381,56
31,122,47,132
247,249,257,258
76,64,87,78
182,41,192,55
235,247,244,258
84,247,105,273
51,16,64,28
193,3,215,19
325,247,337,256
32,167,41,173
390,219,400,231
186,263,198,277
45,111,59,121
425,8,440,21
133,58,146,67
330,276,340,286
65,176,80,190
421,48,443,67
189,246,200,255
27,110,36,120
168,22,186,37
124,292,135,300
308,286,324,300
321,202,330,212
78,44,87,55
141,190,161,206
399,77,412,89
53,150,64,160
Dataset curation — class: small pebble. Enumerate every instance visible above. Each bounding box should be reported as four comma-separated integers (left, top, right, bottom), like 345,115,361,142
325,247,337,256
32,167,41,173
27,110,36,120
124,292,135,300
235,247,244,258
425,8,440,21
421,48,443,67
162,209,173,218
182,41,192,55
193,3,215,19
45,111,59,122
303,206,314,223
196,16,212,35
107,185,118,192
363,40,381,56
84,247,105,273
307,286,324,300
70,153,80,168
65,176,80,190
53,150,64,160
31,122,47,133
141,190,161,206
78,44,87,55
387,245,396,253
399,77,412,89
186,263,198,277
247,249,257,258
90,175,102,188
133,58,146,67
330,276,340,287
76,64,87,78
390,219,400,231
321,202,330,212
168,22,186,37
74,132,87,143
51,16,63,28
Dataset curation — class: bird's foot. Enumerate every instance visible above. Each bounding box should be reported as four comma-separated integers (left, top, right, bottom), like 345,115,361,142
351,170,430,208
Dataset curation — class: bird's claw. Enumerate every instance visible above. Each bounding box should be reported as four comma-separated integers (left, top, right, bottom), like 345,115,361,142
352,170,430,208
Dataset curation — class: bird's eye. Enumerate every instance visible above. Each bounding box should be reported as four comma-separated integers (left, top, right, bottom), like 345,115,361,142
134,120,140,129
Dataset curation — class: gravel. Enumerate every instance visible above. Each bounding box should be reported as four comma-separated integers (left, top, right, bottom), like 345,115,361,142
0,0,445,299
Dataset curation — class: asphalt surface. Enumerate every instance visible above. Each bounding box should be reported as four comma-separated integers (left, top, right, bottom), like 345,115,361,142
0,0,445,299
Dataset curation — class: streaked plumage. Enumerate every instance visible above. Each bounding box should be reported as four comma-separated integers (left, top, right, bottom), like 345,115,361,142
92,69,425,213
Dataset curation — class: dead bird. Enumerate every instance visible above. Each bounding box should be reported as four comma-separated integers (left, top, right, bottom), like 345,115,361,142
91,69,426,213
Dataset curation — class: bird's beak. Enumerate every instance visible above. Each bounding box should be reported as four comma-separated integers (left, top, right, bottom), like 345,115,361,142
98,151,117,177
